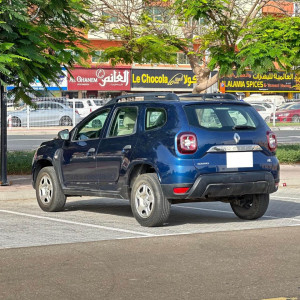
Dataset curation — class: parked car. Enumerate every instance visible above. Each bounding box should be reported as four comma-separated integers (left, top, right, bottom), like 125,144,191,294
276,102,297,111
271,102,300,123
7,101,81,127
32,93,279,227
251,104,272,122
67,99,93,118
244,94,285,108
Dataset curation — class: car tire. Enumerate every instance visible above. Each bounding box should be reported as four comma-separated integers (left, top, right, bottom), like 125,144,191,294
292,115,300,123
12,117,21,127
131,173,171,227
59,116,72,126
35,166,66,212
230,194,269,220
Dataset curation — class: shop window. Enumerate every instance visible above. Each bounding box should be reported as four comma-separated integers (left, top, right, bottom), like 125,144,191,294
146,6,168,22
177,53,189,65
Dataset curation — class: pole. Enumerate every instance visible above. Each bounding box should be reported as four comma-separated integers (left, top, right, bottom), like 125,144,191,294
0,74,9,185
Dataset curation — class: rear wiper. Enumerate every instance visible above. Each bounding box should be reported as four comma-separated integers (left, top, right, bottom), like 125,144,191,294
232,125,256,130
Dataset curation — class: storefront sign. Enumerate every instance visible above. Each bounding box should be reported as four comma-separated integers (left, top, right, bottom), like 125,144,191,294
7,69,68,91
68,68,131,91
131,69,197,90
222,71,299,92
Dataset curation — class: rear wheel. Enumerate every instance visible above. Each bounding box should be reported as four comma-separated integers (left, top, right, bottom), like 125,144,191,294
59,116,72,126
131,173,171,227
292,115,300,123
35,166,66,212
230,194,269,220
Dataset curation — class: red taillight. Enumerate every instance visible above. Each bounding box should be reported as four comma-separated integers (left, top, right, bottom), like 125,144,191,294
267,131,277,151
177,132,197,154
173,187,190,194
90,108,92,113
75,109,79,115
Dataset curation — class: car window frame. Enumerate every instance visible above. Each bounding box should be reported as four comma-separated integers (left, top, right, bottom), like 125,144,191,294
106,105,139,138
145,107,167,131
71,108,111,141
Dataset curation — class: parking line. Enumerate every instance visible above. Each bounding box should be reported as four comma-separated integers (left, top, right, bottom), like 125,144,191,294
0,210,155,237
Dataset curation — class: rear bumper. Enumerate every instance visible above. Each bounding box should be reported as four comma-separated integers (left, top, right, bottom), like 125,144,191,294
161,171,278,200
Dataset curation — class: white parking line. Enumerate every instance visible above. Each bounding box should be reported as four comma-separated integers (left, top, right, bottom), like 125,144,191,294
0,210,154,237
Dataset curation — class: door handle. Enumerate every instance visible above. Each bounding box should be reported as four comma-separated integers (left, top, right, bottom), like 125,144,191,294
122,145,132,153
86,148,96,157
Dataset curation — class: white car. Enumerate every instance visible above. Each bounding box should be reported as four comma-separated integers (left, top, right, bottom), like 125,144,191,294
244,94,285,108
67,99,106,117
251,104,272,122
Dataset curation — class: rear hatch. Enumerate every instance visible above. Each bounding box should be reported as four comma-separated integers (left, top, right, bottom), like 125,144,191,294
183,102,277,175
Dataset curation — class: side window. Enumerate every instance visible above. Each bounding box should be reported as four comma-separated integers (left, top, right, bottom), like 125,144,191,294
75,102,84,109
74,109,110,140
109,107,138,137
146,108,166,130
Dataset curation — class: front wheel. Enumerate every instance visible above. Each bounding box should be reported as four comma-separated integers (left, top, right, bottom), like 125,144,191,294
59,116,72,126
35,166,66,212
131,173,171,227
230,194,269,220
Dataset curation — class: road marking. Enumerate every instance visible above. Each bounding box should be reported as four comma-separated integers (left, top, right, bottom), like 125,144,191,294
272,196,300,201
173,205,300,223
0,209,154,237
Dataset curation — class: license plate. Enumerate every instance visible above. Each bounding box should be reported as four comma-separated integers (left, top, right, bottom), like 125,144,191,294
226,152,253,168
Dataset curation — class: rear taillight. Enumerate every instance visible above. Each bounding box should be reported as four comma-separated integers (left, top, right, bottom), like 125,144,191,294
173,187,190,194
267,131,277,151
177,132,197,154
75,109,79,115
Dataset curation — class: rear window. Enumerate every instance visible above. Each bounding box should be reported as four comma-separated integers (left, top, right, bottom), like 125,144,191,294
184,104,260,131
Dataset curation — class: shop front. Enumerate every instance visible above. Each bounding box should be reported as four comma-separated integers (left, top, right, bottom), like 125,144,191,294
131,68,197,92
220,71,300,100
67,66,131,100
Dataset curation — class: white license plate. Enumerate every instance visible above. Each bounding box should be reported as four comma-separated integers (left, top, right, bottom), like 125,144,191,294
226,152,253,168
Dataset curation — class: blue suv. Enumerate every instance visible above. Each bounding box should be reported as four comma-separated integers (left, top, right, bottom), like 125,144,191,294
32,93,279,227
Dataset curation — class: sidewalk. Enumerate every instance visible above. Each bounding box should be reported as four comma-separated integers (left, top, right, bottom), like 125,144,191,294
0,164,299,201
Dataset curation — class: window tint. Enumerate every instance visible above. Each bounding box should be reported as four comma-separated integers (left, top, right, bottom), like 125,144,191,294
146,108,167,130
74,109,110,140
184,104,259,131
109,107,138,137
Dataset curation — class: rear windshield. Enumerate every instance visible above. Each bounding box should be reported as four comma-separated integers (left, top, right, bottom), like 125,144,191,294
184,103,260,131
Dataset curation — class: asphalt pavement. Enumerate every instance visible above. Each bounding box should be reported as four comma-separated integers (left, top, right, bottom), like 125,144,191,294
0,165,299,300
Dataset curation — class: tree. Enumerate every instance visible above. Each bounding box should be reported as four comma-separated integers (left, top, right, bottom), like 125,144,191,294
0,0,94,103
90,0,300,93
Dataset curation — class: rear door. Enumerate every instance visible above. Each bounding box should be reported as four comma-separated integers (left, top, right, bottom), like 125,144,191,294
96,105,139,190
183,102,271,174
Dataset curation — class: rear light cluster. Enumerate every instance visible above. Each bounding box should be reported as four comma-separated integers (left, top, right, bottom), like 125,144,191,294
267,131,277,151
177,132,197,154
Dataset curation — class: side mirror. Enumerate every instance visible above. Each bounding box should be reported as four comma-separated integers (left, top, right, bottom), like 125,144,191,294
58,129,70,140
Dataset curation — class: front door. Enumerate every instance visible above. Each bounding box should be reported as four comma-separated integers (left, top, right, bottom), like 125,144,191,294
61,108,111,190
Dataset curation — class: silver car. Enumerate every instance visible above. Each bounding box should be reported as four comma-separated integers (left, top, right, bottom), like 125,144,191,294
7,101,81,127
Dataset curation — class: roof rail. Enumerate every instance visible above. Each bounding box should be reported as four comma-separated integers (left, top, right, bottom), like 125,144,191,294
105,92,179,105
179,93,238,101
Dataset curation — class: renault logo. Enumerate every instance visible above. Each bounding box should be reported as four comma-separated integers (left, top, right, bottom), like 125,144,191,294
234,133,240,144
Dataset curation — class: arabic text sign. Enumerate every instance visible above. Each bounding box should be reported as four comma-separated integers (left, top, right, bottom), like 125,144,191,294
68,68,131,91
222,71,299,92
131,69,196,90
